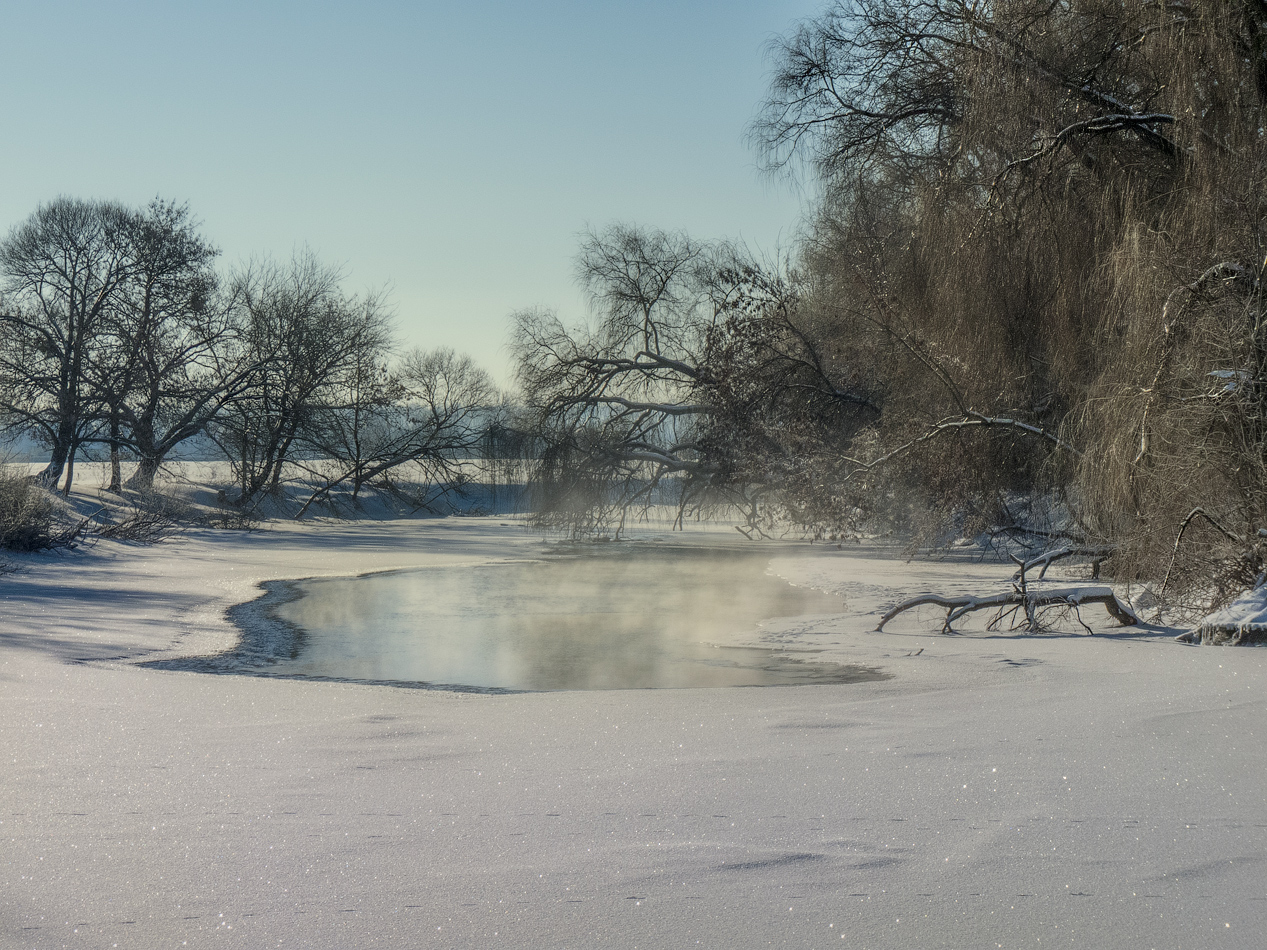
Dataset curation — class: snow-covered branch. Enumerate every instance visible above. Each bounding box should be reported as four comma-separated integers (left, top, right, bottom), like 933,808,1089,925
1007,112,1177,172
876,586,1138,634
1011,546,1115,583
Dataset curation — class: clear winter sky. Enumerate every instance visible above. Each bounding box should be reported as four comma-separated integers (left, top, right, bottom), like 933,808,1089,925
0,1,822,384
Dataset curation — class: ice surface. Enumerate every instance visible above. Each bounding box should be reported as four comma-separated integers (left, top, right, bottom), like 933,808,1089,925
3,519,1265,948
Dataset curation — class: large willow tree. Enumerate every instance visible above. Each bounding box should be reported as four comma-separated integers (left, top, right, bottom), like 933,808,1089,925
751,0,1267,607
512,2,1267,606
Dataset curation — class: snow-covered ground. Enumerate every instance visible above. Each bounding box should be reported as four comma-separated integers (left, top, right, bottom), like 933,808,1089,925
3,515,1265,949
1198,585,1267,645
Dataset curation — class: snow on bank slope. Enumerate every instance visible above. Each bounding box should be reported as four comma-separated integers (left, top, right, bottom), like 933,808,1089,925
1198,584,1267,645
3,521,1266,949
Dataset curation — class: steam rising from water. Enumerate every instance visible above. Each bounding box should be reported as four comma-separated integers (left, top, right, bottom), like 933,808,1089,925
272,546,883,690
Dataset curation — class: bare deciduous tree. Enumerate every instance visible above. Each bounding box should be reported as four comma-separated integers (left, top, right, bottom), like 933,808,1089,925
82,200,240,493
210,252,393,508
0,198,136,493
514,225,882,536
293,347,498,517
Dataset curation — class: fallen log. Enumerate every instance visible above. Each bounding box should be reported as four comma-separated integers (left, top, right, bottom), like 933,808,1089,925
876,586,1139,634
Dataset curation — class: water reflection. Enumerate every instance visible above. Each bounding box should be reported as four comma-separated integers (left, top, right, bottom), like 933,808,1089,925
272,546,883,690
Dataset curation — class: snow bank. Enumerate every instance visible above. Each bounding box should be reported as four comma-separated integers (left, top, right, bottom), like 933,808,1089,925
1196,584,1267,645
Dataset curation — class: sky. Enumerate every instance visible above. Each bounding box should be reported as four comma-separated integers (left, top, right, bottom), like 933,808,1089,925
0,1,822,384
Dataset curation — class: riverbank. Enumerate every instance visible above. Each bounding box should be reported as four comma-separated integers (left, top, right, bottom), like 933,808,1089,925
3,517,1265,948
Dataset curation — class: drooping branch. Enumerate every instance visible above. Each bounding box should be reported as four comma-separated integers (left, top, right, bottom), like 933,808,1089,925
843,411,1080,484
1134,262,1256,467
574,395,709,416
1004,113,1177,176
1159,507,1247,593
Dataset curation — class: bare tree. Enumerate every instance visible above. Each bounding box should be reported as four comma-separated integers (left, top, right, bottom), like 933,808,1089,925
750,0,1267,603
513,225,882,535
753,0,1186,187
79,200,245,493
209,252,393,508
293,347,497,517
512,225,713,533
0,199,500,523
0,198,136,492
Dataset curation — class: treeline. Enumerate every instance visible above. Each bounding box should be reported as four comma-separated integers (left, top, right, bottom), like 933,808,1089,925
0,197,501,512
512,1,1267,610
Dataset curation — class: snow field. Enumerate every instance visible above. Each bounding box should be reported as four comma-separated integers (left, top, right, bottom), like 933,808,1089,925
2,519,1265,948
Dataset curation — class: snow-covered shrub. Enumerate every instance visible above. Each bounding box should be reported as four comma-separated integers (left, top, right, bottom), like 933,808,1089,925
0,469,73,551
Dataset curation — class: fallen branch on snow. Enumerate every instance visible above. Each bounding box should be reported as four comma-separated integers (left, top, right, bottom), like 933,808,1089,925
876,586,1138,634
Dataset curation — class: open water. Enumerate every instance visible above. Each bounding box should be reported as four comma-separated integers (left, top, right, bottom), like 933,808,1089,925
268,545,883,690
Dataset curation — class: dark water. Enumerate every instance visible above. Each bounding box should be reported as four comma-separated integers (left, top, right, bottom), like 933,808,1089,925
269,546,885,691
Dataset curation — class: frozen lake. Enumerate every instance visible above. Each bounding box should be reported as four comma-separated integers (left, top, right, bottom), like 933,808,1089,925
269,545,884,690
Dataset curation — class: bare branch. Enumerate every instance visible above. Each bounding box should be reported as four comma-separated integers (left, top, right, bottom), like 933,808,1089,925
1160,508,1246,594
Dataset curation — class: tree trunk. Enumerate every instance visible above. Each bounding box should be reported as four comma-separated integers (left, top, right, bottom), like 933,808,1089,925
37,421,73,488
126,455,163,493
61,443,77,497
108,411,122,493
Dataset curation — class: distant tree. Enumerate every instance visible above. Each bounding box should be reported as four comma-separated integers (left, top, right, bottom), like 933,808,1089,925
512,225,712,533
81,200,246,493
513,225,880,535
209,252,393,507
293,347,498,517
0,198,500,520
0,198,136,492
295,334,397,504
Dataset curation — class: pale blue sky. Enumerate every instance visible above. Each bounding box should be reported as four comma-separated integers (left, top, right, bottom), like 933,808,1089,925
1,1,819,382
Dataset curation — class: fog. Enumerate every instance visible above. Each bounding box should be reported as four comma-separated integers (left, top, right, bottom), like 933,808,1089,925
272,546,885,690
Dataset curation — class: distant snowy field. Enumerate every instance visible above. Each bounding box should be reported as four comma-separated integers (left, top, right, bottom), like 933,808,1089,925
3,491,1266,947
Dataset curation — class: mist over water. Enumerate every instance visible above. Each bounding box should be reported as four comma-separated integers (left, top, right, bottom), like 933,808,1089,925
271,546,883,690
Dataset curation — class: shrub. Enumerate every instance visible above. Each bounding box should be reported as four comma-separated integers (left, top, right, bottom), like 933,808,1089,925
0,469,85,551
